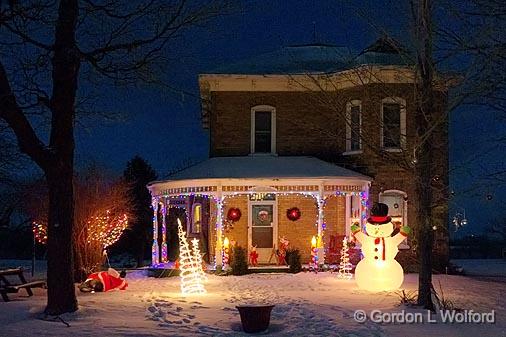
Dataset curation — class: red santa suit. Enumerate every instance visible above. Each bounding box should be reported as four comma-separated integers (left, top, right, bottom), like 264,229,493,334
85,268,128,291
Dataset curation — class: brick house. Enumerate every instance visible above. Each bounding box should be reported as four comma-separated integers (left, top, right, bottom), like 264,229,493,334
147,38,449,270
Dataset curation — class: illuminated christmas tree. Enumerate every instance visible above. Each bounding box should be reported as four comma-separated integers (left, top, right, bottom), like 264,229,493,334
191,238,207,282
177,219,206,295
337,236,353,279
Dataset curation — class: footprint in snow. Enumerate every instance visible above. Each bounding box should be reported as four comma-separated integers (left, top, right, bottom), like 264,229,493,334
176,306,183,312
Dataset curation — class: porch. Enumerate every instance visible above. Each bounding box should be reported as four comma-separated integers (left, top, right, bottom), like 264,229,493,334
147,156,371,270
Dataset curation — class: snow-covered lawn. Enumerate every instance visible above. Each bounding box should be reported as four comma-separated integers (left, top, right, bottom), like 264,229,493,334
0,268,504,337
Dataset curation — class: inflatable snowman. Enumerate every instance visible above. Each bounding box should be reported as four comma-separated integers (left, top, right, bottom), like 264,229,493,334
351,203,411,292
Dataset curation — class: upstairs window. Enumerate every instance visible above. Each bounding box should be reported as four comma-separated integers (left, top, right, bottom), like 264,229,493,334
381,97,406,150
345,100,362,153
251,105,276,154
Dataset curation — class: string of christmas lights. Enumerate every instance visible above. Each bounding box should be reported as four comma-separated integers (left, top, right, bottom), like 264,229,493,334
32,222,47,244
151,189,368,268
191,238,207,282
33,210,128,249
337,236,353,279
177,219,206,295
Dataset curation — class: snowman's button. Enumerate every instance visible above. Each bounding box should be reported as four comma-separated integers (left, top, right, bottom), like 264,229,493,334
374,256,378,259
374,248,378,252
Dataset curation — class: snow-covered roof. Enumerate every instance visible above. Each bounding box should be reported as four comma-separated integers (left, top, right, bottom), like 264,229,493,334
204,39,412,76
155,156,370,182
206,44,354,75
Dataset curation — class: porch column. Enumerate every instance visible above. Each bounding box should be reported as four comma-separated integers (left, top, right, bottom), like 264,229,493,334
151,196,159,266
317,186,325,265
214,189,224,270
161,197,168,263
345,194,351,237
361,184,370,228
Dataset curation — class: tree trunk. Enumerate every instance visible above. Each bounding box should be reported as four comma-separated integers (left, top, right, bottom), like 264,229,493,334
415,171,435,310
414,0,436,310
45,163,78,315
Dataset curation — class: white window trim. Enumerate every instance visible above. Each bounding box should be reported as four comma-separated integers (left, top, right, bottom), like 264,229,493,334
380,97,406,151
379,189,409,249
250,105,276,155
345,100,362,154
190,202,202,234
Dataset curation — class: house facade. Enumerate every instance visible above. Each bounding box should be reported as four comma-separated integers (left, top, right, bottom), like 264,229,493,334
148,39,449,270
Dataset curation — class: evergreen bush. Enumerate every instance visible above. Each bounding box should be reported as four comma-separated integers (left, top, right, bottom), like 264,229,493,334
231,246,249,276
286,248,302,273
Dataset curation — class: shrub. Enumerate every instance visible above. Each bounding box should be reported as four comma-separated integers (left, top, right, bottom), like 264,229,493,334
231,246,249,276
286,248,302,273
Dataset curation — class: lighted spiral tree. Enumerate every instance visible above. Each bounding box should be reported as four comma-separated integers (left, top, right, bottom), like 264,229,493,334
191,238,207,282
337,236,353,280
177,219,206,295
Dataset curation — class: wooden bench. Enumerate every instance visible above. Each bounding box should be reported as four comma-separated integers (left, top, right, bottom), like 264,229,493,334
0,268,46,302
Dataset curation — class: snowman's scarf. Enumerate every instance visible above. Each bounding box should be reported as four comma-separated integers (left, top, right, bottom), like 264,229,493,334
374,237,386,260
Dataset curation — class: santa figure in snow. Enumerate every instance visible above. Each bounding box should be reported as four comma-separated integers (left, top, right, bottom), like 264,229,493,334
249,245,259,266
351,202,411,292
79,268,128,292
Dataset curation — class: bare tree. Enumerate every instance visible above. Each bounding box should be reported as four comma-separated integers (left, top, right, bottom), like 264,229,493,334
288,0,504,309
0,0,233,315
26,165,133,281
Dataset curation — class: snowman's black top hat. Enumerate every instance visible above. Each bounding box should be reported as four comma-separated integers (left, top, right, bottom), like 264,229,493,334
368,202,391,224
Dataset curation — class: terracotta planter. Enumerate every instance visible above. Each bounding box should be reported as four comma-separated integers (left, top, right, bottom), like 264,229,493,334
236,304,275,333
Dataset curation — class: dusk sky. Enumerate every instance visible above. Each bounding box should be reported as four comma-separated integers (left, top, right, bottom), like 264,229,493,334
71,0,505,236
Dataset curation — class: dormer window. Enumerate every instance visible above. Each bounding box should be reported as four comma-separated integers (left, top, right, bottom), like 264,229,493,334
381,97,406,151
251,105,276,154
345,100,362,154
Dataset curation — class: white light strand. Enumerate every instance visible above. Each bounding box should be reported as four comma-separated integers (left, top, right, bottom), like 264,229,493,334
337,236,353,280
178,219,206,295
191,238,207,282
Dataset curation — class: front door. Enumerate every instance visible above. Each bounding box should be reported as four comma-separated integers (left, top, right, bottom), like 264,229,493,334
249,201,277,264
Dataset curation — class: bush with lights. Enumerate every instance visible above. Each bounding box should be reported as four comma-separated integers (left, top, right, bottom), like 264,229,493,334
25,167,133,281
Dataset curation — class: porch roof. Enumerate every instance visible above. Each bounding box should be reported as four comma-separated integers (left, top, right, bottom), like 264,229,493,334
154,156,371,182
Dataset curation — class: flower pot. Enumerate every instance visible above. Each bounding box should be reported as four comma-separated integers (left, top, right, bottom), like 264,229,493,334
236,304,275,333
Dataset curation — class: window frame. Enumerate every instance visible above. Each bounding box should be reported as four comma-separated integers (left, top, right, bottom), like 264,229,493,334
250,105,276,155
379,189,409,249
380,97,406,151
344,100,362,155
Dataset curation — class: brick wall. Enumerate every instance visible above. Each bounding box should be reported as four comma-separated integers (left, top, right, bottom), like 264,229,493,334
207,194,348,265
223,195,249,249
207,83,449,267
277,195,318,263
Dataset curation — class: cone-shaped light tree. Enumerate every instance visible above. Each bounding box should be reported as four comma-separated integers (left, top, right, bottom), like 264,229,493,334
177,219,206,295
337,237,353,280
